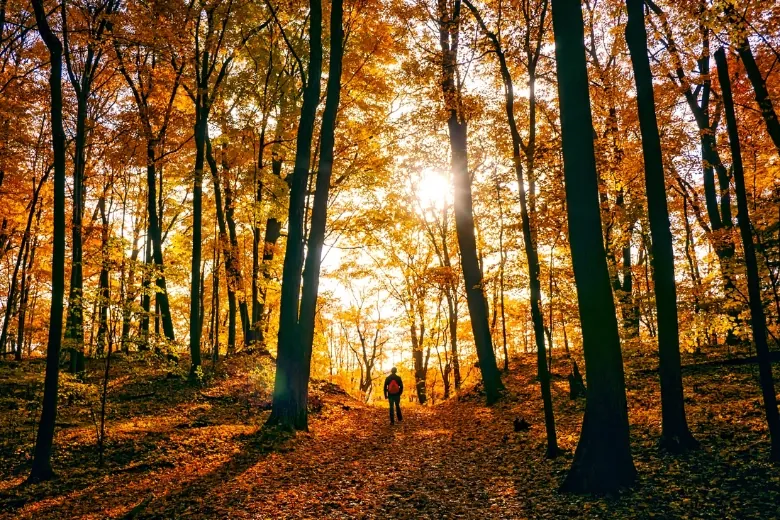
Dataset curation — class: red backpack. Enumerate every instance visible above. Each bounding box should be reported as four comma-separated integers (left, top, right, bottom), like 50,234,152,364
388,379,400,395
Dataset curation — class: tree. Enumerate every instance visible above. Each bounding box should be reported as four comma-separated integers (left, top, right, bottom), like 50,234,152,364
61,0,119,374
464,0,557,456
551,0,636,493
625,0,696,452
110,1,189,347
28,0,67,483
268,0,325,429
715,46,780,461
435,0,504,404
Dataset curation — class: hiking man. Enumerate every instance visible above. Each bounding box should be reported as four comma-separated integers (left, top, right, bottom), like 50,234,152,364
384,367,403,425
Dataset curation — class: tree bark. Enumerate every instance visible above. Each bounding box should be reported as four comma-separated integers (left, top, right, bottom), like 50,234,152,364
190,113,207,377
715,47,780,461
464,0,554,447
96,195,110,359
626,0,696,452
552,0,636,492
437,0,503,404
222,149,252,347
736,38,780,156
297,0,345,425
28,0,67,483
268,0,323,430
206,138,241,355
145,141,176,342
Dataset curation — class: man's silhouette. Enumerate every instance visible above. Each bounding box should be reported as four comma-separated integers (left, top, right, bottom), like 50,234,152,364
384,367,403,425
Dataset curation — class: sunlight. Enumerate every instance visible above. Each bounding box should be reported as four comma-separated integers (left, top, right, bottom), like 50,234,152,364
414,167,451,212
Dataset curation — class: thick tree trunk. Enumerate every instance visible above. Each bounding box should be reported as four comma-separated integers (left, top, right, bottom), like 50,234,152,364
28,0,66,482
268,0,323,430
626,0,696,452
552,0,636,493
297,0,345,425
716,47,780,461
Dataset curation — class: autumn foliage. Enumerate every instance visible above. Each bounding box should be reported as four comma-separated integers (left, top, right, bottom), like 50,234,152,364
0,0,779,516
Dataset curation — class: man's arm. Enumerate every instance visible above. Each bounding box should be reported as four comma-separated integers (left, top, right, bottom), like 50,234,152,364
399,377,403,395
383,377,389,399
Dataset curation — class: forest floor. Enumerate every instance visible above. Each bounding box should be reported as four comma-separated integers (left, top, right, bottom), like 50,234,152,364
1,347,780,519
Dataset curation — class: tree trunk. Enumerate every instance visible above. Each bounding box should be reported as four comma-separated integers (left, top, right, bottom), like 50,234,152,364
736,39,780,156
464,0,554,449
206,138,240,355
436,0,503,404
146,141,176,342
297,0,345,424
496,181,509,371
28,0,66,482
268,0,323,430
96,196,110,359
411,322,428,404
189,114,207,378
552,0,636,492
715,47,780,461
626,0,696,452
140,212,152,346
0,173,47,353
16,231,37,362
65,93,87,375
223,152,252,346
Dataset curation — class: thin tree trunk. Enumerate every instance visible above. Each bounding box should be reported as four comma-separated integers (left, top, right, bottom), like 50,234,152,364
206,138,239,355
716,47,780,461
0,173,47,353
437,0,503,404
65,93,87,374
189,112,207,377
496,182,508,371
28,0,67,482
146,141,175,342
16,225,38,361
96,195,110,359
552,0,636,492
464,0,553,446
626,0,696,452
222,149,251,346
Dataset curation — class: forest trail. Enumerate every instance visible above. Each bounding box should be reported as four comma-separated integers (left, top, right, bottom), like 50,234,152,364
3,353,780,519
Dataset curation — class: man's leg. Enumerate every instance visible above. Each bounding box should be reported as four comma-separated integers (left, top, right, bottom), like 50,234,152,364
396,397,402,422
389,398,395,425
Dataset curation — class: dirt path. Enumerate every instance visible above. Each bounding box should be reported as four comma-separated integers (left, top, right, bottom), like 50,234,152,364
138,397,547,520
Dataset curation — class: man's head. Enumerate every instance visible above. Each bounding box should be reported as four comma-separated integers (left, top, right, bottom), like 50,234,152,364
391,367,397,374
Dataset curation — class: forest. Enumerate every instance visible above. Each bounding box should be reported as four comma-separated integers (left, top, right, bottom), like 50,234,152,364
0,0,779,517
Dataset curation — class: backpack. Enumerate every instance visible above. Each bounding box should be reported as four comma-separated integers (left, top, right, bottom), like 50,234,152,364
388,379,400,395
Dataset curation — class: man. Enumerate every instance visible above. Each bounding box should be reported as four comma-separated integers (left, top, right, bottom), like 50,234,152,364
384,367,403,425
